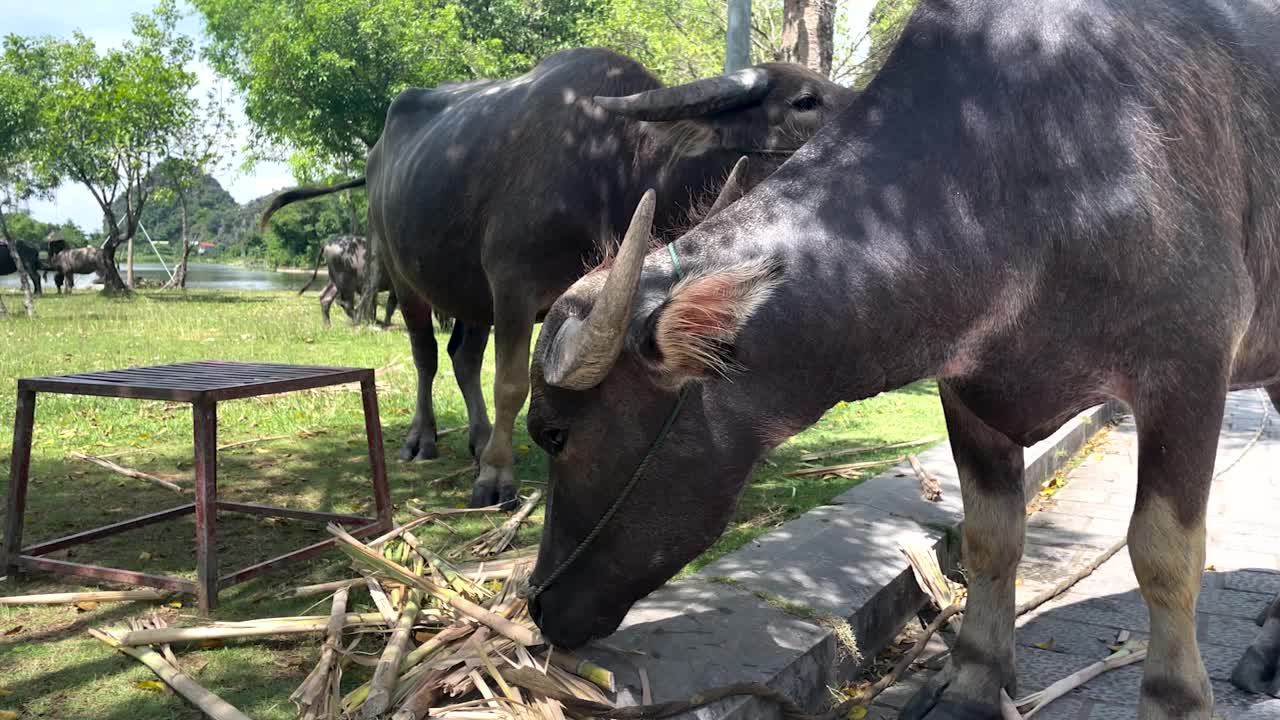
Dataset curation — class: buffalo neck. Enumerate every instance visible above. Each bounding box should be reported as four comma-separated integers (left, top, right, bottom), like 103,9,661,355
662,132,1007,444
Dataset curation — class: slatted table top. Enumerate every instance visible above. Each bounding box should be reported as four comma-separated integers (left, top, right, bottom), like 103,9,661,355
18,361,373,402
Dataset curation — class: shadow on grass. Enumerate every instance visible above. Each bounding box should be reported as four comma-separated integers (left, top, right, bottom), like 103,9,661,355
143,293,275,304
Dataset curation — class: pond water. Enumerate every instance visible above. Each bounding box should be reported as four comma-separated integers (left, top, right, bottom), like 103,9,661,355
0,261,319,292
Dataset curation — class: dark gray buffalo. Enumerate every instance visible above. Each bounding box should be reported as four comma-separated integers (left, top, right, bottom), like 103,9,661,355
524,2,1280,718
45,239,105,294
262,48,854,508
0,240,42,294
298,234,399,327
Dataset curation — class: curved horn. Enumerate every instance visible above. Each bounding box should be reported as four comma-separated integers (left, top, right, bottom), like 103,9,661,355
593,68,771,122
544,190,657,390
705,156,750,220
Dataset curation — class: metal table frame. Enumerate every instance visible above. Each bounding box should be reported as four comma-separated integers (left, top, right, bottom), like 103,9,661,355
3,361,393,613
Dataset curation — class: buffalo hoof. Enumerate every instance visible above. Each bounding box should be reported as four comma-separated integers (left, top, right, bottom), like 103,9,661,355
901,666,1004,720
399,435,439,462
470,464,517,511
1232,646,1280,697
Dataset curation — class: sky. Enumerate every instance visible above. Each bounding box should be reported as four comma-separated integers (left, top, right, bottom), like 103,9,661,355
1,0,296,231
2,0,878,232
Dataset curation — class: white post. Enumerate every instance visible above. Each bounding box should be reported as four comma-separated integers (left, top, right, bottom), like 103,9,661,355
138,222,174,281
726,0,753,72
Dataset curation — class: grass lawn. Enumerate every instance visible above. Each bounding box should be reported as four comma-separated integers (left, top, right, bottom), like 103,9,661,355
0,290,944,719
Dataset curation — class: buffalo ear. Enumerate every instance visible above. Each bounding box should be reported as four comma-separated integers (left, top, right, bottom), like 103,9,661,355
646,259,781,379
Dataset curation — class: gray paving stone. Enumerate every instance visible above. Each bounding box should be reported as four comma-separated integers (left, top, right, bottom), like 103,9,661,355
1225,571,1280,596
1200,588,1275,621
1067,664,1145,705
1015,646,1103,694
1044,499,1135,521
1230,700,1280,720
1014,616,1132,659
1080,699,1142,720
1201,613,1266,650
1026,695,1089,720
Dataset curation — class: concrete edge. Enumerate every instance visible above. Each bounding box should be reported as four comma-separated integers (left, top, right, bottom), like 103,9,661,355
604,400,1127,719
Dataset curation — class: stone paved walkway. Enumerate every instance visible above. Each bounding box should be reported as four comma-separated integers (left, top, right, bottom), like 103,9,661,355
875,390,1280,719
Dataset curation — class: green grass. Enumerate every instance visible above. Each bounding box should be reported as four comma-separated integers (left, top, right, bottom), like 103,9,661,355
0,289,944,719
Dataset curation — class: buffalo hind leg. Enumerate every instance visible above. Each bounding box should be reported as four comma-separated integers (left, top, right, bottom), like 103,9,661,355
1128,376,1222,719
1234,593,1280,697
319,282,339,328
902,382,1022,720
447,321,493,459
382,290,398,327
398,293,441,462
471,286,535,510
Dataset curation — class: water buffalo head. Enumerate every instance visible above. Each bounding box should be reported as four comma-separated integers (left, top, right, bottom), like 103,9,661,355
594,63,854,157
526,191,782,648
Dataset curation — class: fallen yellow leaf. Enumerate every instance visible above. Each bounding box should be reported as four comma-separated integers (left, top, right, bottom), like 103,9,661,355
197,639,223,650
0,709,18,720
133,680,165,692
138,551,153,561
0,687,11,697
1033,638,1056,651
74,601,99,612
846,706,868,720
168,601,183,609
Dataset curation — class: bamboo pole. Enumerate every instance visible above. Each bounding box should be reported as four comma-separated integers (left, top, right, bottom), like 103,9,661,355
69,452,184,493
116,613,387,645
89,628,253,720
0,588,170,605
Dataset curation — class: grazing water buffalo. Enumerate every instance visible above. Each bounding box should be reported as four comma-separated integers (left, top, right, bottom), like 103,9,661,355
262,48,854,508
0,240,41,294
298,235,399,327
45,240,105,294
524,2,1280,717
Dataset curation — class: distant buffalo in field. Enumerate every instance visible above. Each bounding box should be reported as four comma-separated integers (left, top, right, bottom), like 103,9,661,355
298,234,397,327
46,238,106,294
0,240,42,294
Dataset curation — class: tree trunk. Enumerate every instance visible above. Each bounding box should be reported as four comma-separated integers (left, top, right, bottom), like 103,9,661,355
0,207,35,317
782,0,837,77
99,234,130,294
126,234,135,289
725,0,753,72
345,190,358,235
165,192,191,289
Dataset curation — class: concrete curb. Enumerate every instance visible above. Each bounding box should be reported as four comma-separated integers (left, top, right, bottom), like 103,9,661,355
584,400,1126,719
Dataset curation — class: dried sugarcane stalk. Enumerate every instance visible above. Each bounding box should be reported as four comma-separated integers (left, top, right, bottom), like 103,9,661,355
466,490,542,558
390,668,448,720
269,578,359,602
785,456,906,477
548,651,616,693
291,586,350,720
908,454,943,502
89,627,253,720
365,574,400,625
800,436,944,462
69,452,184,493
328,524,540,646
361,582,423,717
1014,641,1147,717
0,588,171,605
116,613,386,645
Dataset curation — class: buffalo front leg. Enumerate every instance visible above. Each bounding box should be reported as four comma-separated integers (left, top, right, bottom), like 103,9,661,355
903,383,1023,720
447,321,493,459
398,294,441,462
471,289,535,510
1128,381,1222,719
1268,383,1280,416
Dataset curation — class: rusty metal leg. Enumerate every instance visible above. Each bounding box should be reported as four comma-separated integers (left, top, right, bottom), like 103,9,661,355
192,399,218,613
361,377,391,529
3,390,36,579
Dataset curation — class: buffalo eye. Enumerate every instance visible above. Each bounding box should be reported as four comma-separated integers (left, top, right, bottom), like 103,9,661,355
540,428,568,456
790,94,821,111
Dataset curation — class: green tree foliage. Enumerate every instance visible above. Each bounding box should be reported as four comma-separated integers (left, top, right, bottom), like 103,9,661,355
0,37,49,314
196,0,493,169
12,0,200,293
456,0,605,76
854,0,916,87
111,162,239,249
